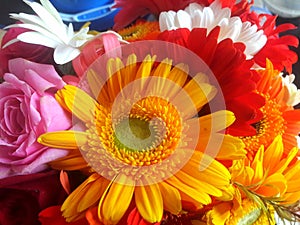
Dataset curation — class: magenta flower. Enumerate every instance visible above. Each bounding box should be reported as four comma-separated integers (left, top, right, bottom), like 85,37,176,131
0,58,71,178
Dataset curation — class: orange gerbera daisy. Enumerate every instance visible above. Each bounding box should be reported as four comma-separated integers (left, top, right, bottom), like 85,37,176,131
240,59,300,158
117,20,160,41
38,51,245,224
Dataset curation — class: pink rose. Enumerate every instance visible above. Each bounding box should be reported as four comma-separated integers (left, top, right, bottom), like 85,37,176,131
0,58,71,178
0,27,54,77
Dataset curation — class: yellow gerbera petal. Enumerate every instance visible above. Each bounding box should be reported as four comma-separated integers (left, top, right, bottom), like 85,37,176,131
86,68,106,100
98,174,135,225
274,147,298,174
199,110,236,133
283,191,300,204
158,182,182,214
166,174,211,205
77,177,110,213
174,83,217,119
213,134,246,160
182,151,231,187
50,151,88,170
167,63,189,86
152,58,172,77
38,130,87,149
123,53,138,84
135,183,163,223
62,173,104,221
136,55,156,78
263,135,284,172
256,173,287,197
175,170,223,197
231,161,255,187
56,85,98,123
285,178,300,192
284,161,300,181
251,146,264,184
105,57,125,101
207,202,232,225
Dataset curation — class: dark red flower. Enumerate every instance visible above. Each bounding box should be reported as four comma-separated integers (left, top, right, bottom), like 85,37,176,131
0,27,54,77
158,27,265,136
0,188,40,225
0,171,67,225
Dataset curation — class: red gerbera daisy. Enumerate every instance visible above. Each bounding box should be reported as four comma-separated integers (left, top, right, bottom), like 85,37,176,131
158,27,265,136
240,12,299,73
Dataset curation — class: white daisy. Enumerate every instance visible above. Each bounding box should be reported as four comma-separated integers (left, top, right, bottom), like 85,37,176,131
3,0,94,64
159,1,267,59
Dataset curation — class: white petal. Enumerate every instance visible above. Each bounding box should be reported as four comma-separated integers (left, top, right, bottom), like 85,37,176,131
174,10,192,30
69,28,92,47
5,23,63,45
185,3,203,15
281,74,300,106
23,0,66,36
190,10,204,28
200,7,214,29
67,23,75,39
53,45,80,64
159,11,176,31
158,1,269,60
9,13,45,27
17,31,59,48
40,0,64,26
219,17,242,42
2,38,19,49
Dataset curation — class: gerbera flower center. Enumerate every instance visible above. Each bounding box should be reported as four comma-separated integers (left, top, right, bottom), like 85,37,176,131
81,95,184,182
113,117,163,152
240,93,286,158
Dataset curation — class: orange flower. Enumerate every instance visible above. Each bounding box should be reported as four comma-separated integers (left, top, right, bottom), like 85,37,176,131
240,59,300,158
117,20,160,41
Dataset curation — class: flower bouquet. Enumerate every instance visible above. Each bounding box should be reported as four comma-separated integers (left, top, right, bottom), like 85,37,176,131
0,0,300,224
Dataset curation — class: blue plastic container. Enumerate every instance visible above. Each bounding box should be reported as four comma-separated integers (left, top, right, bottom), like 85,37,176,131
49,0,119,31
50,0,112,13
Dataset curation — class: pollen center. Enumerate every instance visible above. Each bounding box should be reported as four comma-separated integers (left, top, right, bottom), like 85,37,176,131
81,96,184,181
113,117,163,152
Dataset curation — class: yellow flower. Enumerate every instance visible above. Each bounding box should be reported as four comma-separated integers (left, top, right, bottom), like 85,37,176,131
232,135,300,205
38,53,245,224
206,198,275,225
